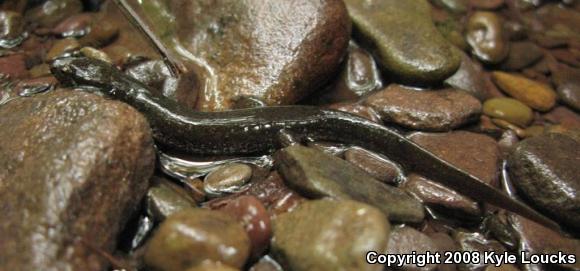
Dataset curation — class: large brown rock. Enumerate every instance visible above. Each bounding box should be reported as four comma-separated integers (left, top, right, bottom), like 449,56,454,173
0,90,155,270
134,0,350,111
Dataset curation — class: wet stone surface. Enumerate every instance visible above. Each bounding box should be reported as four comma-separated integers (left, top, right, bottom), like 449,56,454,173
146,176,197,222
144,209,251,271
271,199,390,271
0,90,155,270
2,0,580,269
204,163,253,198
409,131,502,186
403,174,481,219
275,145,425,223
365,85,482,131
344,147,404,184
134,0,351,111
507,133,580,230
344,0,461,84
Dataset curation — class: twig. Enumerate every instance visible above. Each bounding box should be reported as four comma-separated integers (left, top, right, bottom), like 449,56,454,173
112,0,182,77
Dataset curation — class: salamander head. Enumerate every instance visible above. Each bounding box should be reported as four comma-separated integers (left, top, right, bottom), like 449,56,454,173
50,57,115,90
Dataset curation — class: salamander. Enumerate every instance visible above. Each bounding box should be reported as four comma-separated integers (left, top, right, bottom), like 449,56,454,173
50,57,559,230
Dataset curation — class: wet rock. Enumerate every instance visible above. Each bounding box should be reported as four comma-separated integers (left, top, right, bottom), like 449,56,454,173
79,46,112,63
144,209,251,271
14,76,57,97
543,106,580,129
0,90,155,270
186,261,239,271
25,0,83,28
52,13,92,37
98,1,158,62
435,15,468,49
470,0,505,9
508,214,580,271
492,71,557,111
28,63,51,78
125,59,199,109
306,141,349,157
428,232,459,271
328,103,382,123
46,37,80,61
183,177,207,203
344,0,461,84
386,226,438,271
483,98,534,127
504,21,527,41
365,85,482,131
204,163,253,198
466,12,509,64
432,0,468,14
318,43,383,104
0,53,27,78
271,199,390,271
498,130,519,157
275,145,425,223
78,18,119,48
409,131,501,186
0,11,24,48
507,133,580,229
445,52,490,101
146,176,197,222
551,63,580,111
454,231,506,271
137,0,350,111
212,195,271,260
250,255,283,271
403,174,481,219
500,42,543,71
344,147,404,184
243,171,305,215
231,96,267,109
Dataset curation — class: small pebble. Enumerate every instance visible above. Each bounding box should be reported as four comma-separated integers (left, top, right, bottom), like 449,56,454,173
28,64,51,78
25,0,83,28
79,46,112,63
403,174,482,219
483,97,533,127
79,19,119,47
242,171,305,215
46,38,80,61
144,209,251,271
466,12,509,64
51,13,92,37
204,163,253,198
146,177,196,221
492,71,557,111
344,147,403,184
213,195,271,260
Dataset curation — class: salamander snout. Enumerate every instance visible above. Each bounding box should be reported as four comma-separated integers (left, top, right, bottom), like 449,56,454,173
50,57,113,88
